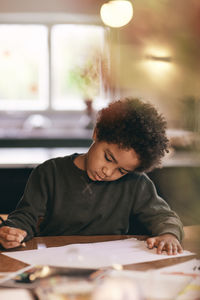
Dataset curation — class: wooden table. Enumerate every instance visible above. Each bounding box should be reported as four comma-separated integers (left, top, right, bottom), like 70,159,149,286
0,226,199,273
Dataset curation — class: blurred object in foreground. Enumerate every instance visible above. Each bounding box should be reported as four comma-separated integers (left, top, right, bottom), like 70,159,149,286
92,276,142,300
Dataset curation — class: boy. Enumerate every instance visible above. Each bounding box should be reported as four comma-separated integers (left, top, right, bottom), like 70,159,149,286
0,98,183,255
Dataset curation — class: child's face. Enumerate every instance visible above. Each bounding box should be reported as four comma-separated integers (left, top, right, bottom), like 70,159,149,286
85,139,140,182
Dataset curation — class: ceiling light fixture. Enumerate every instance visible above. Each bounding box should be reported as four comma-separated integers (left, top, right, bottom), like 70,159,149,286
100,0,133,28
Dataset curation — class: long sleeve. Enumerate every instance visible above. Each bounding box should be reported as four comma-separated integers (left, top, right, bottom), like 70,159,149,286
132,173,184,241
1,154,184,240
3,163,50,241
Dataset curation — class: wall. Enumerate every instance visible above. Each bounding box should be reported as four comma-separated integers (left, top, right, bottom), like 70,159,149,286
108,0,200,130
0,0,103,14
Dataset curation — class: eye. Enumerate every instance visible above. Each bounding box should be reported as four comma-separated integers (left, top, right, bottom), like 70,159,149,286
104,152,112,162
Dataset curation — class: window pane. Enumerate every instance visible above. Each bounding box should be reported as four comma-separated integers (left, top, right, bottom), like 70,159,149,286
51,25,106,110
0,25,48,110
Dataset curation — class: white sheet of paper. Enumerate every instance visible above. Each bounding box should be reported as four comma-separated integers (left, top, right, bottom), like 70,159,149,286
3,238,194,269
158,258,200,275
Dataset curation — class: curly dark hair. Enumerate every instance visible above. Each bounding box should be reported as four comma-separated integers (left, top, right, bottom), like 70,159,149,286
95,98,169,172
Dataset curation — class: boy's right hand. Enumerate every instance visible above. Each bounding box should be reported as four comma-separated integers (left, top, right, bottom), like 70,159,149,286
0,226,27,249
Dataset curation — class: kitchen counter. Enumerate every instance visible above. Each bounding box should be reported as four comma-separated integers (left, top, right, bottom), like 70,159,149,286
0,147,199,168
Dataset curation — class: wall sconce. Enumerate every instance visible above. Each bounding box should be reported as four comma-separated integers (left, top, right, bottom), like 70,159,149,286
100,0,133,28
145,47,173,63
143,48,174,80
146,55,172,63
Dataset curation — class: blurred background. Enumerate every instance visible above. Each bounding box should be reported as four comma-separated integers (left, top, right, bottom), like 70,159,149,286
0,0,199,226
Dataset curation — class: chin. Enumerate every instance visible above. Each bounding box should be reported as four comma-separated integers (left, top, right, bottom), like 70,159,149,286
86,170,96,181
88,171,104,181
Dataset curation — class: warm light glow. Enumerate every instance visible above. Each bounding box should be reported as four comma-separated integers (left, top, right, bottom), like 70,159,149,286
141,46,175,82
100,0,133,28
144,60,173,78
145,46,171,59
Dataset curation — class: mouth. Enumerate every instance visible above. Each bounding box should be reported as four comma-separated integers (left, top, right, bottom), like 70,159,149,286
94,172,104,181
87,170,106,181
87,171,102,181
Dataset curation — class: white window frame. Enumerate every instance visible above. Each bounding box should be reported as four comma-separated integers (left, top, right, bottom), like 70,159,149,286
0,13,109,113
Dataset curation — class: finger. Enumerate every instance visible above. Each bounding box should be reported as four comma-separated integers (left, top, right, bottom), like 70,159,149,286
172,245,178,255
177,244,183,253
0,239,21,249
0,229,25,242
1,227,27,239
18,229,27,238
146,237,156,249
157,241,165,254
1,226,26,235
166,244,173,255
0,229,24,240
0,232,24,243
174,242,183,254
0,226,16,234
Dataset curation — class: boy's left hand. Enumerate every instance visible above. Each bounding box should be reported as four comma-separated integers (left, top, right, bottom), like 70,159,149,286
146,234,183,255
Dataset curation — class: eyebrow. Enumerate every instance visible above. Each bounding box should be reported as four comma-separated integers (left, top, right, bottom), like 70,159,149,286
106,149,134,173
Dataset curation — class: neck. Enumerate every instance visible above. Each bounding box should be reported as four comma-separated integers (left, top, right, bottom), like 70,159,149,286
74,154,87,171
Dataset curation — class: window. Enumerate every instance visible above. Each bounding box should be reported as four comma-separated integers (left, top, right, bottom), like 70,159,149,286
0,23,107,111
0,25,48,110
52,25,105,110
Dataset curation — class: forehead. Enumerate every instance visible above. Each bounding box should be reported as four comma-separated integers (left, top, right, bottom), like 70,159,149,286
105,143,140,170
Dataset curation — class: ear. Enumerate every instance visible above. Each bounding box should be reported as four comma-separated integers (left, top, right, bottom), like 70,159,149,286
92,128,97,141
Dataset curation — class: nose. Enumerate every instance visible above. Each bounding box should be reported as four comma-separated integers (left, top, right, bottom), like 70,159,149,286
102,166,114,177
